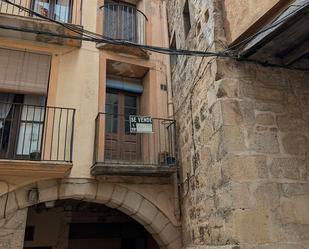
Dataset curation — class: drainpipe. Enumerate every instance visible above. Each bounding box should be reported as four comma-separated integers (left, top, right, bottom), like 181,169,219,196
162,2,174,119
161,0,181,221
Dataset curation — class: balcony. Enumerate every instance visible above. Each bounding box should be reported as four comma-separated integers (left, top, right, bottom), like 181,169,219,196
97,3,148,58
0,102,75,177
0,0,83,47
92,113,176,177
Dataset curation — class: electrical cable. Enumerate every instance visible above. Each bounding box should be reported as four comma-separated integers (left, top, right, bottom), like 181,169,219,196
1,0,231,58
2,0,309,72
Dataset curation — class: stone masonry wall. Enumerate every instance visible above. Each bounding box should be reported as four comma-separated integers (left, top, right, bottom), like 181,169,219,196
167,0,309,248
213,60,309,249
0,209,27,249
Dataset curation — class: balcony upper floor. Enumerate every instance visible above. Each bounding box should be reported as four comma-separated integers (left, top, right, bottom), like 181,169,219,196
101,2,147,45
0,0,169,59
0,97,75,177
96,0,168,59
0,0,83,47
92,112,176,177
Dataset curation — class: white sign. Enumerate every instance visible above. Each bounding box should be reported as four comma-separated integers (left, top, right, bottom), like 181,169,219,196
129,115,153,133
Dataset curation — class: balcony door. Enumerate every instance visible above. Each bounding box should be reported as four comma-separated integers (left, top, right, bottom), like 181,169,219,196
103,2,138,43
105,90,141,162
0,93,46,160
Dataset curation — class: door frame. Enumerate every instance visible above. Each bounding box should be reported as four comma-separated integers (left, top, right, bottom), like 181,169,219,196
104,89,141,162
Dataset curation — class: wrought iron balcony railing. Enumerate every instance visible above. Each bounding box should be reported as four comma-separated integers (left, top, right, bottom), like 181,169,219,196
101,3,147,45
0,0,82,25
94,113,176,167
0,102,75,162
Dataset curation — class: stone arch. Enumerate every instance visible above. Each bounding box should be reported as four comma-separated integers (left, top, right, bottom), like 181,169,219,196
1,179,181,249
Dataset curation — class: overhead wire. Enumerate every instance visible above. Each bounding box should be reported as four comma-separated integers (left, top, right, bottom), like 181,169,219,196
2,0,309,71
1,0,231,58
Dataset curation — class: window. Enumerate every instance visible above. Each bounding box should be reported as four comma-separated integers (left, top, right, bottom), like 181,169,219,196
183,0,191,38
102,0,147,45
103,1,138,42
32,0,72,23
0,48,51,94
0,94,46,160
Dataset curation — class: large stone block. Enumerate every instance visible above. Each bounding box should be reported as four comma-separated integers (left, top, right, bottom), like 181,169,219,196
280,183,309,197
232,209,279,244
281,223,309,242
280,196,309,224
282,133,309,155
216,182,256,210
59,179,98,200
95,183,114,203
221,100,243,126
241,85,286,103
224,155,267,181
15,183,37,209
222,126,246,154
248,130,279,154
133,199,159,225
277,115,307,132
215,78,239,99
159,223,181,246
145,211,170,235
108,185,128,208
270,158,301,180
37,180,58,203
184,246,239,249
253,183,280,210
255,113,275,126
299,159,309,180
254,101,285,113
250,243,307,249
166,238,182,249
118,190,143,216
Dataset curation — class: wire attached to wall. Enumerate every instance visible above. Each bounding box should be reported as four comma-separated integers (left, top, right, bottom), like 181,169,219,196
1,0,231,58
2,0,309,73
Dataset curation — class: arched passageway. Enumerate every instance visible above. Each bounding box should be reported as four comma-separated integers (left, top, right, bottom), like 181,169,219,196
24,199,160,249
0,179,181,249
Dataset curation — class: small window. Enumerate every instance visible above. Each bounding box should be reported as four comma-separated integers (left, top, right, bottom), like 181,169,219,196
183,0,191,38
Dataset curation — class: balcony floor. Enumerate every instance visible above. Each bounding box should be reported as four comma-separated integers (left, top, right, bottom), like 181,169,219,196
0,13,82,47
91,163,176,177
96,43,149,59
0,159,72,177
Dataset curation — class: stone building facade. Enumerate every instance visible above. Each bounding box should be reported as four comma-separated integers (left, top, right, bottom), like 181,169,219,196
167,0,309,248
0,0,308,248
